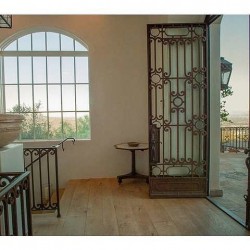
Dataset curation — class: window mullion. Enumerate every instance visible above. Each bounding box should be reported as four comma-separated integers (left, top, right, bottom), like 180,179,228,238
16,35,21,113
45,32,50,140
1,56,6,113
46,56,49,139
31,35,36,140
59,35,63,139
17,57,20,114
16,38,21,139
31,56,36,140
74,41,77,138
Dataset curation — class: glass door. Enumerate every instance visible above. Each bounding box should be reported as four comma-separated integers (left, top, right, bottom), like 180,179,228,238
244,15,250,229
210,15,249,227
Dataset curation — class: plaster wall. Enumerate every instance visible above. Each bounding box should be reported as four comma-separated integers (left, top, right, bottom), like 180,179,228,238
0,15,221,189
0,15,152,187
208,22,222,194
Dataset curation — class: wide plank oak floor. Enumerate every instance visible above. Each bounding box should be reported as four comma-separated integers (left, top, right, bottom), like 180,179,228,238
32,178,250,236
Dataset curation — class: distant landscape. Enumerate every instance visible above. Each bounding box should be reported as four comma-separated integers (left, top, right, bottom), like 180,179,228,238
221,110,249,127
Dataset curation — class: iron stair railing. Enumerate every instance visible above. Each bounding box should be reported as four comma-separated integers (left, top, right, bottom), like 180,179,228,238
23,137,75,218
0,171,32,236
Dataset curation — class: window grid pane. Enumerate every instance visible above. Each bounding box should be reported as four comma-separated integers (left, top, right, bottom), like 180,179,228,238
46,32,60,51
32,32,46,51
33,57,47,83
3,57,18,84
18,34,32,51
2,31,90,140
19,57,32,84
60,34,74,51
5,85,18,111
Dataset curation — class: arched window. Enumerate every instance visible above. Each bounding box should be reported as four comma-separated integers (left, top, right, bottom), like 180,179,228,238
0,29,90,140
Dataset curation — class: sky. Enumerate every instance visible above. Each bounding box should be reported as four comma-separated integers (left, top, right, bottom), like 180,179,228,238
221,15,249,114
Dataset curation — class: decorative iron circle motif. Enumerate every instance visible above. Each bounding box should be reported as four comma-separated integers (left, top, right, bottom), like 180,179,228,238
151,28,161,38
151,165,162,177
151,73,161,84
194,71,202,82
194,166,205,177
173,96,184,107
195,120,205,130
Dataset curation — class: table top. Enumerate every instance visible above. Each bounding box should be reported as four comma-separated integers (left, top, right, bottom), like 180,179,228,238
114,143,149,151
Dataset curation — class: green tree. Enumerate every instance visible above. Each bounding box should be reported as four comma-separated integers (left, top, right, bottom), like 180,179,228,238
53,121,76,139
77,115,90,139
10,103,90,140
11,102,50,139
220,86,233,123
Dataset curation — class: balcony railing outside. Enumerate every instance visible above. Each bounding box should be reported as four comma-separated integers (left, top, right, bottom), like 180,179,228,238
0,171,32,236
221,127,249,152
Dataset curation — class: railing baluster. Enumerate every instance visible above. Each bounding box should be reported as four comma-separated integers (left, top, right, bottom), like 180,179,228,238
30,153,36,210
47,153,51,207
25,177,33,236
38,149,44,208
3,200,9,235
54,148,61,218
236,127,238,150
20,187,26,235
239,127,241,149
11,197,18,236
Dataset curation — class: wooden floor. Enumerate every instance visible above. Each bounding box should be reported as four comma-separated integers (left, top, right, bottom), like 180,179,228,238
32,178,250,236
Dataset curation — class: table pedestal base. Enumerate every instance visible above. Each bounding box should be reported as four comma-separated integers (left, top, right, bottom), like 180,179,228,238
115,143,149,185
117,172,149,184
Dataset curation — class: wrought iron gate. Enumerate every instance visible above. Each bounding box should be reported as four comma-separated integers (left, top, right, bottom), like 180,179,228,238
148,23,209,197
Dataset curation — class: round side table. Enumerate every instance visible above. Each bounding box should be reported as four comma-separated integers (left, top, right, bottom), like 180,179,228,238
114,143,149,184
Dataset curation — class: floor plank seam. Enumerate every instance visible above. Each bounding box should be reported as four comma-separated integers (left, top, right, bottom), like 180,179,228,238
32,178,250,236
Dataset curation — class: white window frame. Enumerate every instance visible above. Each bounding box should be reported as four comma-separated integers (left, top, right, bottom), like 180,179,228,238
0,28,90,141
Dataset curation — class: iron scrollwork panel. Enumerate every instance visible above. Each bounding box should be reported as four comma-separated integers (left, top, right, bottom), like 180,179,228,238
148,24,208,182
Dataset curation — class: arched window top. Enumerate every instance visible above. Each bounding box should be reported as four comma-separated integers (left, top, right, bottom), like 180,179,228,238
3,31,88,52
0,28,90,140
